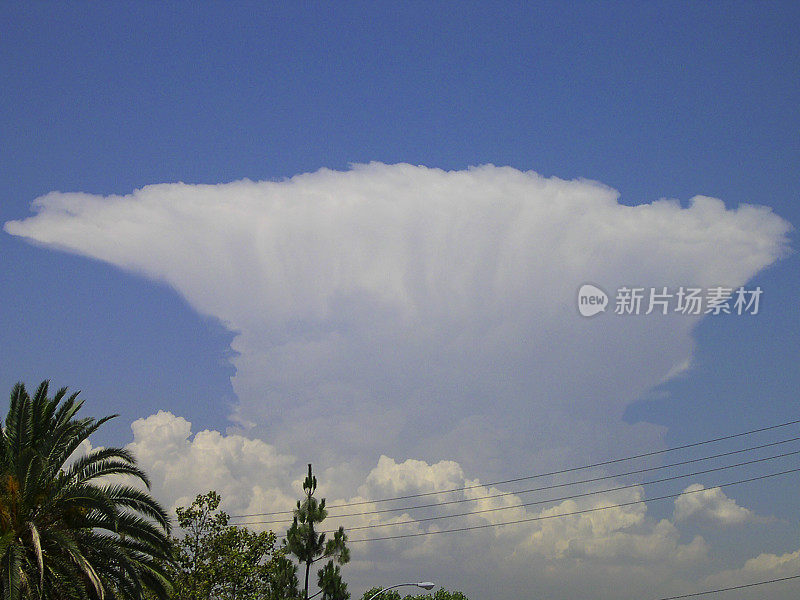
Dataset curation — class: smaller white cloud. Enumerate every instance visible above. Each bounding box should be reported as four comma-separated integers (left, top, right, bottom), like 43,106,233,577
360,455,466,497
703,547,800,593
127,411,297,516
518,488,709,565
673,484,757,525
739,548,800,574
346,457,709,570
740,550,800,577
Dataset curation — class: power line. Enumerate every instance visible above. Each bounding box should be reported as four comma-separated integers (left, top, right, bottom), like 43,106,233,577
229,436,800,525
325,449,800,533
229,417,800,519
320,451,800,534
652,574,800,600
344,467,800,543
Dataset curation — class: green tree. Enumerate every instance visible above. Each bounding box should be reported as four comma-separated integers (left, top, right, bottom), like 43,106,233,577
285,465,349,600
168,491,295,600
360,589,469,600
0,381,172,600
266,555,301,600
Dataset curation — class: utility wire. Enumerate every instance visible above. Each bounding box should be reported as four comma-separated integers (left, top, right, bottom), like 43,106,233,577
652,574,800,600
344,467,800,543
318,450,800,534
229,418,800,519
230,436,800,525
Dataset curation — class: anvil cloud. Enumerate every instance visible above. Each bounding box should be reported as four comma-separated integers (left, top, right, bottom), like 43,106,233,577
6,163,789,477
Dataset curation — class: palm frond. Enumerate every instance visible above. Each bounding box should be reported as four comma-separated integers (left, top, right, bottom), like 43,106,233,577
27,522,43,590
0,381,173,600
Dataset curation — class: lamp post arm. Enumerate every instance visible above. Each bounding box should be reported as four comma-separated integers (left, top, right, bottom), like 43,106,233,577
364,582,435,600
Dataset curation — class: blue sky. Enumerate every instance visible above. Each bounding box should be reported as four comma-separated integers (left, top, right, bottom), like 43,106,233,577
2,3,799,599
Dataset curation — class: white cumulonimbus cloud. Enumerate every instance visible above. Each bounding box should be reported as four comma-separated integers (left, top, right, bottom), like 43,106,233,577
5,163,795,598
5,163,791,480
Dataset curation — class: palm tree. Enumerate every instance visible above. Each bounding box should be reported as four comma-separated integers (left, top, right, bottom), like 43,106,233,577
0,381,173,600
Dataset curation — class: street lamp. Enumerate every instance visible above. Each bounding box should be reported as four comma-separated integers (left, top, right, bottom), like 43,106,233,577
364,581,436,600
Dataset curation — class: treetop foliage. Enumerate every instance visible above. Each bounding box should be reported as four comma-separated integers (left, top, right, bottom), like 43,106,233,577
0,381,172,600
359,588,469,600
168,490,297,600
286,464,350,600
